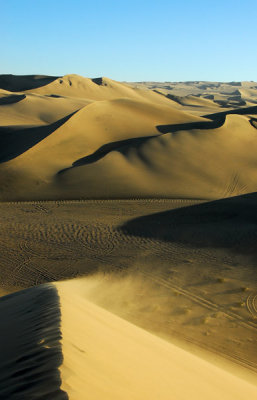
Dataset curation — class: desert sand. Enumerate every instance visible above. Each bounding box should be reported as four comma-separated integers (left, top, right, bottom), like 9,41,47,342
0,74,257,399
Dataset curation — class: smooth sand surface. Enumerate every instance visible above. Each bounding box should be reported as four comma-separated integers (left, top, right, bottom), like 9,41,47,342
57,279,257,400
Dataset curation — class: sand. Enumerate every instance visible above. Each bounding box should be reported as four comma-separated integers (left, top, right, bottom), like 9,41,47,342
1,75,257,201
0,74,257,398
57,279,257,400
0,280,256,399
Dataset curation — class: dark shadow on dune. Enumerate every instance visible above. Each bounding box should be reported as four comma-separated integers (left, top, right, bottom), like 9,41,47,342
58,106,257,174
57,134,159,174
92,77,108,86
91,77,104,86
155,91,210,108
0,74,59,92
204,105,257,120
57,115,230,175
119,192,257,258
156,115,226,133
158,105,257,134
0,284,68,399
0,94,26,105
227,81,242,87
0,111,77,163
250,118,257,129
47,94,64,98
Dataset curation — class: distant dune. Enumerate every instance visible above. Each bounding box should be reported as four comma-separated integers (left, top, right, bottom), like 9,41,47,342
1,74,257,201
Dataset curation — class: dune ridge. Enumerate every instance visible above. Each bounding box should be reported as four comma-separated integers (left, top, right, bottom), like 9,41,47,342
0,284,67,399
0,280,256,399
0,74,257,200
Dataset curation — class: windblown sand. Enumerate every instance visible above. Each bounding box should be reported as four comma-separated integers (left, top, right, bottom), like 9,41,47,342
0,74,256,399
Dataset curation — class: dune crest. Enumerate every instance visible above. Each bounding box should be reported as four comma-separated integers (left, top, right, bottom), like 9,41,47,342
1,280,256,399
0,74,257,200
0,284,67,399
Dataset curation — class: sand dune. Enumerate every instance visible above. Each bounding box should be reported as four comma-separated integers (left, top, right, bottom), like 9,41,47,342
55,113,257,199
0,280,256,400
0,284,67,399
58,279,257,400
131,81,257,113
20,74,181,106
0,90,90,126
0,74,257,200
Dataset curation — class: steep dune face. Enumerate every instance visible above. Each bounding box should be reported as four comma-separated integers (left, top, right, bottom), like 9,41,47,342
1,280,256,400
0,75,257,200
0,284,67,399
58,280,257,399
0,74,58,92
56,281,257,400
0,91,90,126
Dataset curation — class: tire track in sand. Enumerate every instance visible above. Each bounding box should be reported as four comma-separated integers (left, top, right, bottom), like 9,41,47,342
137,269,257,331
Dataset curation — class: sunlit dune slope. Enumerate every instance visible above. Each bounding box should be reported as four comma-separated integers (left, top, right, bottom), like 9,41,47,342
55,114,257,199
0,93,205,200
0,90,90,126
1,74,257,200
0,280,256,400
58,279,257,400
24,74,181,106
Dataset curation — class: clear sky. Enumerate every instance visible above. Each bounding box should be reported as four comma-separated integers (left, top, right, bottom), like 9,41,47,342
1,0,257,82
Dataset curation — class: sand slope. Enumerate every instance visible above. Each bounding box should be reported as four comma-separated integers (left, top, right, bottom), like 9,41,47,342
1,75,257,200
55,113,257,199
0,284,67,399
0,75,257,200
0,280,256,400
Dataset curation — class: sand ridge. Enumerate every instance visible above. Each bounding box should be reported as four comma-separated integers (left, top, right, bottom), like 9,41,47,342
0,280,256,399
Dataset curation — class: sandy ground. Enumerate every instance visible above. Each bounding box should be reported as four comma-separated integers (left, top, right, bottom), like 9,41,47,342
0,75,257,398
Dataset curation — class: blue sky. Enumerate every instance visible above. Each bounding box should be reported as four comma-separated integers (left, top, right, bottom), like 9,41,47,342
1,0,257,81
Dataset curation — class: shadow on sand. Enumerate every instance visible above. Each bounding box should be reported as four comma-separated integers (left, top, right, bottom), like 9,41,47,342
57,112,229,175
0,94,26,105
119,192,257,258
157,105,257,134
57,134,157,175
0,284,68,399
0,111,77,163
0,74,59,92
